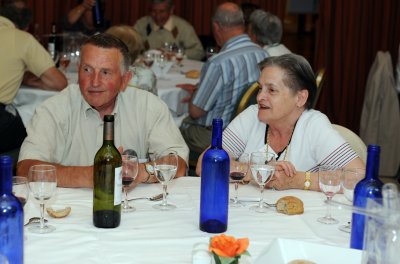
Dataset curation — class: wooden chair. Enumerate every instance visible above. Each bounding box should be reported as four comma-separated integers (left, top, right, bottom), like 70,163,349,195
234,82,259,117
312,68,326,109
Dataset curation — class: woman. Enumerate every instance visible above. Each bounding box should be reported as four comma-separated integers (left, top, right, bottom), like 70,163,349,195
105,25,157,95
196,54,365,191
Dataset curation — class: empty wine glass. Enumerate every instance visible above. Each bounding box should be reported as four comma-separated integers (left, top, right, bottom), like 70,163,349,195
12,176,29,208
121,155,139,213
229,152,249,207
249,152,276,213
28,165,57,234
156,54,167,79
338,168,365,232
152,150,178,211
318,165,342,224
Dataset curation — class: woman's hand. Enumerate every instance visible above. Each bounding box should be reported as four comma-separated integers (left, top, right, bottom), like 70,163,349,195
266,161,299,190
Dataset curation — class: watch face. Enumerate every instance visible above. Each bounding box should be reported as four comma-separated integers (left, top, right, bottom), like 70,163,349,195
305,181,311,188
146,163,154,174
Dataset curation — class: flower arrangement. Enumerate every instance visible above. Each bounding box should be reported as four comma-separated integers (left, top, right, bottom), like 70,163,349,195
209,234,250,264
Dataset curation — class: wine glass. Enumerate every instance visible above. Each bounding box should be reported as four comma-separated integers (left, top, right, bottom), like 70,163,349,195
317,165,342,224
152,150,178,211
229,153,249,207
249,152,276,213
121,155,139,213
12,176,29,208
156,54,167,79
206,46,217,59
338,168,365,232
175,47,184,67
143,51,155,68
28,165,57,234
59,52,71,73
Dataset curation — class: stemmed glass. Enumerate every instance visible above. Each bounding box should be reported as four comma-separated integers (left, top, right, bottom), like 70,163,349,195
249,152,276,213
152,150,178,211
121,155,139,213
143,51,155,68
317,165,342,224
156,54,167,79
175,47,184,67
229,153,249,207
28,165,57,234
206,46,217,59
12,176,29,208
59,52,71,73
338,168,365,232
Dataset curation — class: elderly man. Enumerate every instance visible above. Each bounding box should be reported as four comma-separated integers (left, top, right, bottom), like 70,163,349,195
17,33,189,188
248,9,291,56
0,2,67,153
134,0,204,60
177,2,268,153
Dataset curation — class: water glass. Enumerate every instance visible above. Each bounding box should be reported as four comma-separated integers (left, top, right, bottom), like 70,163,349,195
12,176,29,208
317,165,341,224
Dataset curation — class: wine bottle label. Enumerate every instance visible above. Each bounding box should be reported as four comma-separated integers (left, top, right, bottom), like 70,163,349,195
114,166,122,205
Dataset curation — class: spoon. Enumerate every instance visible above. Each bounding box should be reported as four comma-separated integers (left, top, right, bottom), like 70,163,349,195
24,217,48,226
128,193,165,202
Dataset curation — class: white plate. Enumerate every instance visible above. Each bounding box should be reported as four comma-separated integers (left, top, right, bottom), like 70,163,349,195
254,238,362,264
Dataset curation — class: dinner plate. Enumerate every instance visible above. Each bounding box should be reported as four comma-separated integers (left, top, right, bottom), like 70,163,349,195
254,238,362,264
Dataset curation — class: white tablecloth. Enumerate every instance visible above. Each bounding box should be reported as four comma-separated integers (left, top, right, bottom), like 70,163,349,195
24,177,355,264
13,59,202,127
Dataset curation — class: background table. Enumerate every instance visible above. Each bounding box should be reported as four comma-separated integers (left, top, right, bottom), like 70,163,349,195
13,59,202,127
24,177,354,264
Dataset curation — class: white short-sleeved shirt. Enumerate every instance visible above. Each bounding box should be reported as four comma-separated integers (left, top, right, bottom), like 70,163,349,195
19,84,189,166
222,105,358,172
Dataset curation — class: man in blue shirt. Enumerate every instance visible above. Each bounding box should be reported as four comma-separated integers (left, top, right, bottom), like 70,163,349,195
177,2,268,153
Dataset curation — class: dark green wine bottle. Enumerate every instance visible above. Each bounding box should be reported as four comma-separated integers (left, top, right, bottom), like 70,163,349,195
93,115,122,228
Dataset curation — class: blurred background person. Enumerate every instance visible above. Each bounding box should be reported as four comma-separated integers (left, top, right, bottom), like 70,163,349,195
134,0,204,60
240,2,259,28
0,2,67,154
106,25,157,95
64,0,109,36
248,9,291,56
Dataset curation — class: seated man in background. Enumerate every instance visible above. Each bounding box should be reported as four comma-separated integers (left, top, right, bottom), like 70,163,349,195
248,9,291,56
0,2,67,153
177,2,268,153
134,0,204,61
17,33,189,188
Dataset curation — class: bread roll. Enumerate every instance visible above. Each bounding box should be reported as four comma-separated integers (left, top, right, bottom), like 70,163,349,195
276,196,304,215
185,70,200,79
46,206,71,218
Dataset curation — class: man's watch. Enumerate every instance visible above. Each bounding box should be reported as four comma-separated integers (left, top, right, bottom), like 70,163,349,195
304,172,311,190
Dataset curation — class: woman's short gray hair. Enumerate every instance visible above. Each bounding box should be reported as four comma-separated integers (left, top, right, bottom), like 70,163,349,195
258,54,317,109
249,9,282,46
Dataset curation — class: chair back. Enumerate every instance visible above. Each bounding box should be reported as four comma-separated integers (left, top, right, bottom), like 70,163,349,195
234,82,259,117
332,124,367,163
312,68,326,109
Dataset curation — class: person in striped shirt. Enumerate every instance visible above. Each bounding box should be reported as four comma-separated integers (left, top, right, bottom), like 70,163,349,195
196,54,365,191
177,2,268,154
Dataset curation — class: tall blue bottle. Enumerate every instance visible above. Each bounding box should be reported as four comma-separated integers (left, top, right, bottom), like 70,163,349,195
92,0,104,28
199,118,230,233
0,156,24,264
350,145,383,249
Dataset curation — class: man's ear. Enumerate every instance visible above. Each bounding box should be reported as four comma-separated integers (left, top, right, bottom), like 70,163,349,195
120,70,133,92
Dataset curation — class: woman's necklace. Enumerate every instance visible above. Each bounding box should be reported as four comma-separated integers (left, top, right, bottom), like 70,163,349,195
265,123,297,161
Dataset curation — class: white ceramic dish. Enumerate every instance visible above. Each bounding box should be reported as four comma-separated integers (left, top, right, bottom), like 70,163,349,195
254,238,362,264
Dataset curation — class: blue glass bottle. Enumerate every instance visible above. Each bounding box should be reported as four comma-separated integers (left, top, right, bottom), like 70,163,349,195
350,145,383,250
199,118,230,233
0,155,24,264
92,0,104,28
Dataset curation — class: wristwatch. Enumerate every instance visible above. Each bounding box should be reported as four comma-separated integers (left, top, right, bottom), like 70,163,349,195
145,163,155,182
304,172,311,190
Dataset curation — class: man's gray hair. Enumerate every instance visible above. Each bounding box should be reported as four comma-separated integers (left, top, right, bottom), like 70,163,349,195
249,9,282,46
150,0,174,9
212,4,244,28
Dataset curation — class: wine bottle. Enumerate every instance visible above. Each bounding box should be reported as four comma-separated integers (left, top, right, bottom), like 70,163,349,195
199,118,230,233
48,22,57,61
350,144,383,249
0,155,24,264
92,0,104,28
93,115,122,228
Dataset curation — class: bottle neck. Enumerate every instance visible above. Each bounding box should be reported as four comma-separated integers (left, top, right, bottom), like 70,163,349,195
103,121,114,143
365,148,380,180
0,164,12,194
211,122,223,149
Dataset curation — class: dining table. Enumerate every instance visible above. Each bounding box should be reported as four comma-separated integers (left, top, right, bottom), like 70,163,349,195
23,176,360,264
12,58,203,128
